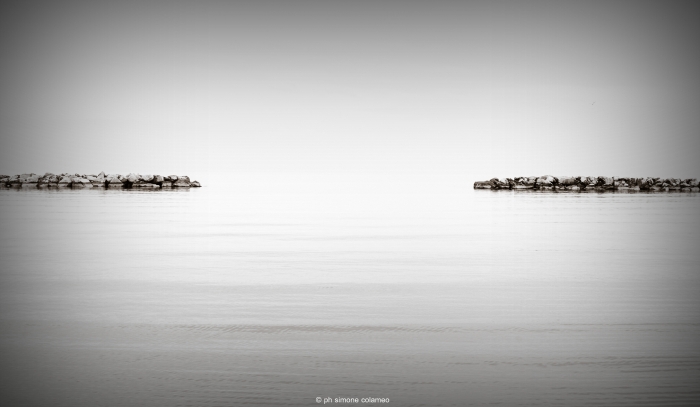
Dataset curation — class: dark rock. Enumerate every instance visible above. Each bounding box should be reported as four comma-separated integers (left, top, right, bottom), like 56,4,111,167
538,175,556,186
491,178,511,189
22,175,39,184
125,173,139,184
558,176,579,186
579,176,594,189
505,178,515,189
7,175,22,187
487,178,499,189
71,177,92,187
172,176,191,187
132,181,159,188
190,181,201,187
598,176,613,186
91,173,106,186
518,177,536,188
106,177,123,188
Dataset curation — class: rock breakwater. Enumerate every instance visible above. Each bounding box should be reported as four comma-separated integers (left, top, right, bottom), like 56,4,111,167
474,176,699,192
0,172,202,189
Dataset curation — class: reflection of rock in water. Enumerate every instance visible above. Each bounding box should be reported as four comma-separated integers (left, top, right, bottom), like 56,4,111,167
0,172,202,189
474,176,699,192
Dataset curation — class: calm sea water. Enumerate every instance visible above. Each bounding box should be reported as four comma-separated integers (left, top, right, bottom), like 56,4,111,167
1,174,699,406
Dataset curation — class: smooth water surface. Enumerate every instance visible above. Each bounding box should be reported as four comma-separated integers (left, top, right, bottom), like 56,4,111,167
1,174,699,406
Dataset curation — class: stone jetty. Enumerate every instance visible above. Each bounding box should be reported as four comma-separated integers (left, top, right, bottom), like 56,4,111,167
0,172,202,189
474,176,699,192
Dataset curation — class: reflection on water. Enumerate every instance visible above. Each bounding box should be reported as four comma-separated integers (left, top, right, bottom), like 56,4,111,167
1,175,699,406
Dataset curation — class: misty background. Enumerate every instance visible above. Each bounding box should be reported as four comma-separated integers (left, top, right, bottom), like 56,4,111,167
1,0,699,182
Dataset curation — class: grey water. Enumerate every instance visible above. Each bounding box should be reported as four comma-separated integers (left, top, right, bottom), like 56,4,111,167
1,174,699,407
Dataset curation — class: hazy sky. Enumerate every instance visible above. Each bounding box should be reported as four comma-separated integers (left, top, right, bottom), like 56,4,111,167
1,0,698,180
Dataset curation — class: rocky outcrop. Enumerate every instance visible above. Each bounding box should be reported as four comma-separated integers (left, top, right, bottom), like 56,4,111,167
87,174,105,187
6,175,22,186
131,181,159,188
71,177,92,188
57,176,72,186
124,173,139,187
106,176,123,188
474,176,700,192
37,173,59,187
2,172,202,189
172,176,191,187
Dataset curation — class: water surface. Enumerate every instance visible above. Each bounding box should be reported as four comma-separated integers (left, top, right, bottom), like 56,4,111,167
1,174,699,406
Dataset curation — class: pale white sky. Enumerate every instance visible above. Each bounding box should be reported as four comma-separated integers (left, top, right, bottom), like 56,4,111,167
1,1,698,181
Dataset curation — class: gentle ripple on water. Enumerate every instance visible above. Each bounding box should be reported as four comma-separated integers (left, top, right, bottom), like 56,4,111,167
1,177,699,406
